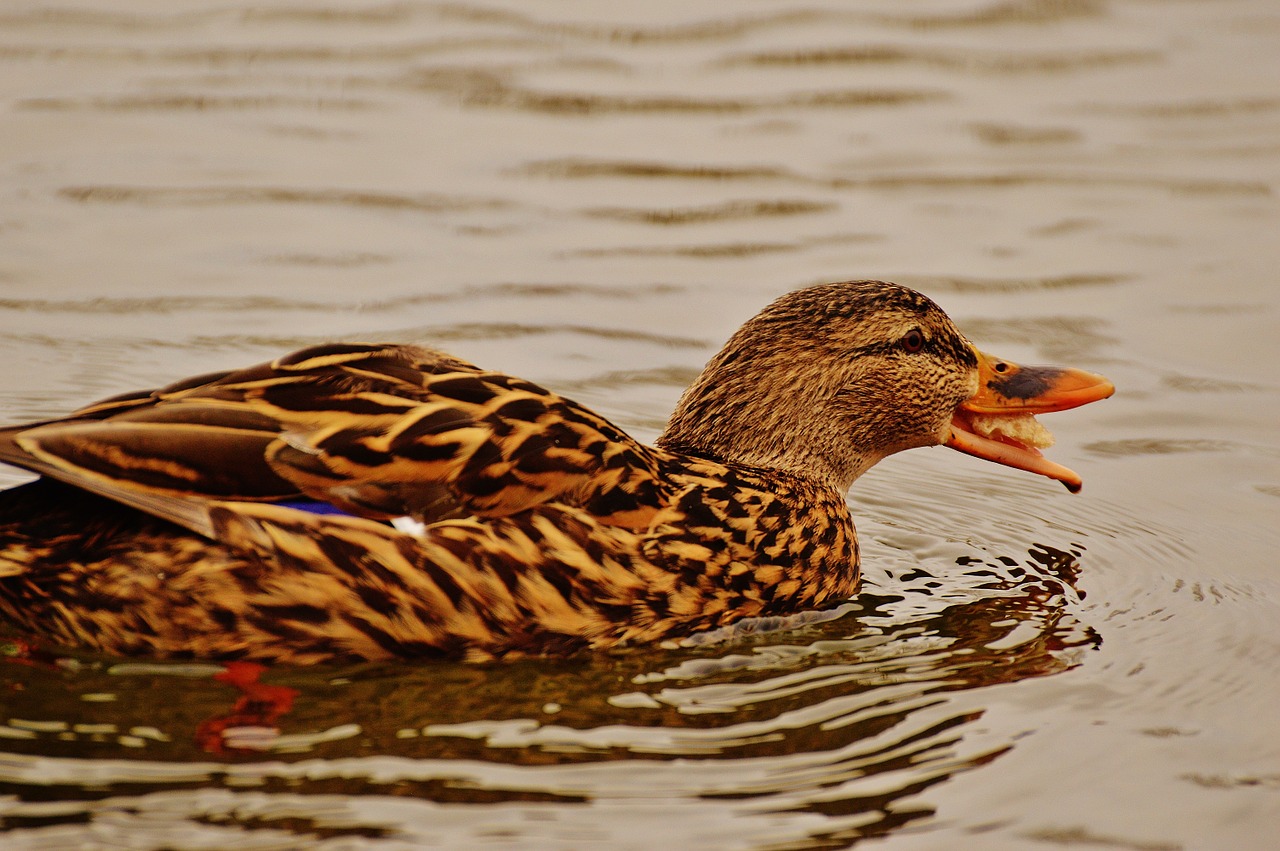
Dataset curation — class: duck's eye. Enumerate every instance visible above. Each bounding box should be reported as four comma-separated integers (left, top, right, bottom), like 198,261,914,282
901,329,925,353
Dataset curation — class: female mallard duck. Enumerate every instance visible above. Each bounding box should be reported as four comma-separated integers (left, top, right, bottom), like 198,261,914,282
0,280,1112,663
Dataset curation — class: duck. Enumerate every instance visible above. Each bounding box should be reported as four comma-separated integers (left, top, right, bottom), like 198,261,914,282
0,280,1113,664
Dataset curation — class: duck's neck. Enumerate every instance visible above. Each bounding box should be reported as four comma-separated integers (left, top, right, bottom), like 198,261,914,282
656,361,875,493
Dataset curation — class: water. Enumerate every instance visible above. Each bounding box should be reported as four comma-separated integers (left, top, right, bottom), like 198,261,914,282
2,1,1279,848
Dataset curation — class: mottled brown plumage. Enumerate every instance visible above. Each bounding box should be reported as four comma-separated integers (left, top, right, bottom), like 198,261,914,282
0,281,1112,662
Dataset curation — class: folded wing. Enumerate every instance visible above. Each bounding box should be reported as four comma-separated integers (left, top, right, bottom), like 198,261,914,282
0,343,664,539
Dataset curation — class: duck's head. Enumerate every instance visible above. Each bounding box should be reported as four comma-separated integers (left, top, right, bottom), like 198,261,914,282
658,280,1113,492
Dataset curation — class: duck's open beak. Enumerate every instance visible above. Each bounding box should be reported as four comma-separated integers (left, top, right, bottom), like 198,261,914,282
946,347,1114,493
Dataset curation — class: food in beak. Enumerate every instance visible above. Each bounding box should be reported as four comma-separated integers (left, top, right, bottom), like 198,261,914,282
946,348,1114,492
966,411,1055,451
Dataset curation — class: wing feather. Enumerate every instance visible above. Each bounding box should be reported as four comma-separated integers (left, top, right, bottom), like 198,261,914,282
263,369,666,523
0,342,667,538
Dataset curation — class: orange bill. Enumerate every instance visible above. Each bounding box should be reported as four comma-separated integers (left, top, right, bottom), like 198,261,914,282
946,347,1114,493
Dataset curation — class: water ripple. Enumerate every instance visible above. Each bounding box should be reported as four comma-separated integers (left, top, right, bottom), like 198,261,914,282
721,45,1158,74
0,38,546,65
431,7,850,45
519,158,797,181
376,322,708,349
1088,97,1280,118
567,231,877,260
583,199,836,225
0,282,681,316
1085,438,1280,459
19,93,375,111
896,273,1128,294
895,0,1106,28
519,158,1271,196
58,185,509,213
403,69,943,115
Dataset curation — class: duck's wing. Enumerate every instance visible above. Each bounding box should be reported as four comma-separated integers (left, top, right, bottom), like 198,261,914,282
0,343,479,534
263,367,666,530
0,342,664,539
0,405,294,537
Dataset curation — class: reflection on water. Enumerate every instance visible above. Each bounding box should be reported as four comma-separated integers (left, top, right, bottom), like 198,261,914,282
0,539,1093,847
3,0,1280,847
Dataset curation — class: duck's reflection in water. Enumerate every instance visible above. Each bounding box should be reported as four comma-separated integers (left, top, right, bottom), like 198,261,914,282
0,543,1095,847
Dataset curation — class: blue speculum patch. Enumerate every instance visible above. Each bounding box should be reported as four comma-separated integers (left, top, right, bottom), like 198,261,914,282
274,500,353,517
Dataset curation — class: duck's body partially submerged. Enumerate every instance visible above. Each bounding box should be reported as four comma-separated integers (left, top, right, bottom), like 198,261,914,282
0,281,1112,663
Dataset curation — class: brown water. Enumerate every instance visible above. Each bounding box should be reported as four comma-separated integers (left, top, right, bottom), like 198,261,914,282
2,1,1279,848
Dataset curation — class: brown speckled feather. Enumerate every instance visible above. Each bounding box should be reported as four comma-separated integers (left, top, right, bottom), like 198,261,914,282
0,463,855,663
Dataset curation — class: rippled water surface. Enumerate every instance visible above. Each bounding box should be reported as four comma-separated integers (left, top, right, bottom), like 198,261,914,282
2,1,1279,848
